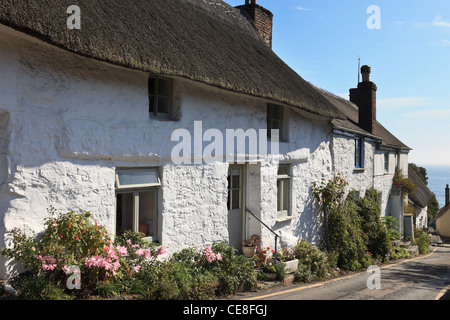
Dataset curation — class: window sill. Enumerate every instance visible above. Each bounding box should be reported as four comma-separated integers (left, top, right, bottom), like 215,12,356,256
276,215,294,223
354,168,365,173
149,114,172,121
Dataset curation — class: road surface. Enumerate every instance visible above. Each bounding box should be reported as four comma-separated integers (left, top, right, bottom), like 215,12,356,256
234,245,450,300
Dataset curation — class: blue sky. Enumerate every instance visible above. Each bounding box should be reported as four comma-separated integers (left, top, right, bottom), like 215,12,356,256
225,0,450,166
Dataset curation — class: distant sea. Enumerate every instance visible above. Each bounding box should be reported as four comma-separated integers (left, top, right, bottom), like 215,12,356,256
422,165,450,209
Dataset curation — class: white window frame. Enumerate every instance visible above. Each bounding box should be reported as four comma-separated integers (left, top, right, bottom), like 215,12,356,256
115,168,161,189
115,168,161,242
277,164,291,220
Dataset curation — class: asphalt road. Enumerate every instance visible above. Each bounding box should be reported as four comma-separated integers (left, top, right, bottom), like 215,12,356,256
234,245,450,300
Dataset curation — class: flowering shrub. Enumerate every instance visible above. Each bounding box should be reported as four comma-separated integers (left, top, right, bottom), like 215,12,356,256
201,246,222,264
1,209,257,299
277,248,296,262
84,243,126,278
243,234,261,247
1,208,110,282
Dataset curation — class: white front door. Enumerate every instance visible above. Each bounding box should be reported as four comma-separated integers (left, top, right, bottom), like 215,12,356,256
227,165,245,251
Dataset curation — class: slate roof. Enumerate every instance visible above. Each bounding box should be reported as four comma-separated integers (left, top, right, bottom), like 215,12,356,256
318,88,411,151
0,0,345,120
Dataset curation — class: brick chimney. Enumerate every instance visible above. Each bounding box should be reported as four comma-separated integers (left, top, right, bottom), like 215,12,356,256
236,0,274,48
446,184,449,207
349,65,377,135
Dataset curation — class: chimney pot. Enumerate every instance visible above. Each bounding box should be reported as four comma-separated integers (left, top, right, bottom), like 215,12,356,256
446,184,449,206
361,65,371,82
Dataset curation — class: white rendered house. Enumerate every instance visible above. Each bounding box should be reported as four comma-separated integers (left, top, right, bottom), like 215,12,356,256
0,0,410,279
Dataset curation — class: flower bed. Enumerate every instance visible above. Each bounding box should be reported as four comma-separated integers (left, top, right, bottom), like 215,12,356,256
0,209,257,300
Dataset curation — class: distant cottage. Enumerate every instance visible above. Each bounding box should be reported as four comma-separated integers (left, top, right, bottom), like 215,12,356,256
0,0,411,280
407,165,433,232
436,185,450,237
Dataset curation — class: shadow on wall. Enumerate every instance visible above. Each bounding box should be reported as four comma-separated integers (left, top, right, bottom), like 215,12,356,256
293,189,322,247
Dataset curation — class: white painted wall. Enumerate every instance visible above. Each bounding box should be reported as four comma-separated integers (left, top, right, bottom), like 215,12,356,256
0,26,407,279
415,205,428,229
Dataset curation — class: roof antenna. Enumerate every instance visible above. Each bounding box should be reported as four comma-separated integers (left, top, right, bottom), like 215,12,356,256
358,54,361,84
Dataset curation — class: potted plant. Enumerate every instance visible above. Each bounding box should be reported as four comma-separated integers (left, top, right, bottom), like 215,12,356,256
255,246,271,264
271,247,299,274
257,262,285,281
242,234,261,258
259,262,277,280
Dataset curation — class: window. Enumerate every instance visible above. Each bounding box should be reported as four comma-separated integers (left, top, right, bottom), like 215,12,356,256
227,167,242,211
277,164,291,219
355,137,364,168
267,104,287,141
148,76,172,119
384,152,390,173
115,168,160,241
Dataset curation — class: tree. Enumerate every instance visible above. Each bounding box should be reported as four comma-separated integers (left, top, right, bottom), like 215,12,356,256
409,163,428,185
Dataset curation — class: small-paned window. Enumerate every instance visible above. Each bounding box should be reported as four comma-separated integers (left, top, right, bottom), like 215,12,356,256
148,77,172,119
267,103,287,141
277,164,291,219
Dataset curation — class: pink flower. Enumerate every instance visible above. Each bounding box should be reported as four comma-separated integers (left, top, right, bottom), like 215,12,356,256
201,246,222,263
157,245,167,255
143,249,152,259
133,265,141,273
115,245,128,256
135,248,145,256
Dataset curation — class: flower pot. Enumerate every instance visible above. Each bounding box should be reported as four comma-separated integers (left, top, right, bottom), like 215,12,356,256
256,254,267,265
242,246,256,258
280,259,299,274
268,258,299,274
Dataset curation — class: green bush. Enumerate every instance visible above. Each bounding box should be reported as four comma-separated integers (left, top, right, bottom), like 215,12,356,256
293,240,337,283
390,246,410,260
356,188,391,263
413,228,430,254
209,242,257,295
313,176,387,271
9,272,73,300
383,216,402,241
257,262,285,281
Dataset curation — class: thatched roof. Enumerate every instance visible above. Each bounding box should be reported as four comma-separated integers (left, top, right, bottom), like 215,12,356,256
0,0,345,119
408,165,433,208
317,88,411,150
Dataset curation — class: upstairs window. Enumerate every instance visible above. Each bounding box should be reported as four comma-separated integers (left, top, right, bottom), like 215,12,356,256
148,76,172,119
355,137,364,168
384,152,390,173
267,104,288,142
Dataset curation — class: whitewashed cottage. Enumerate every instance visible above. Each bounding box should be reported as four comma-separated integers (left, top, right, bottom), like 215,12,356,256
0,0,410,280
